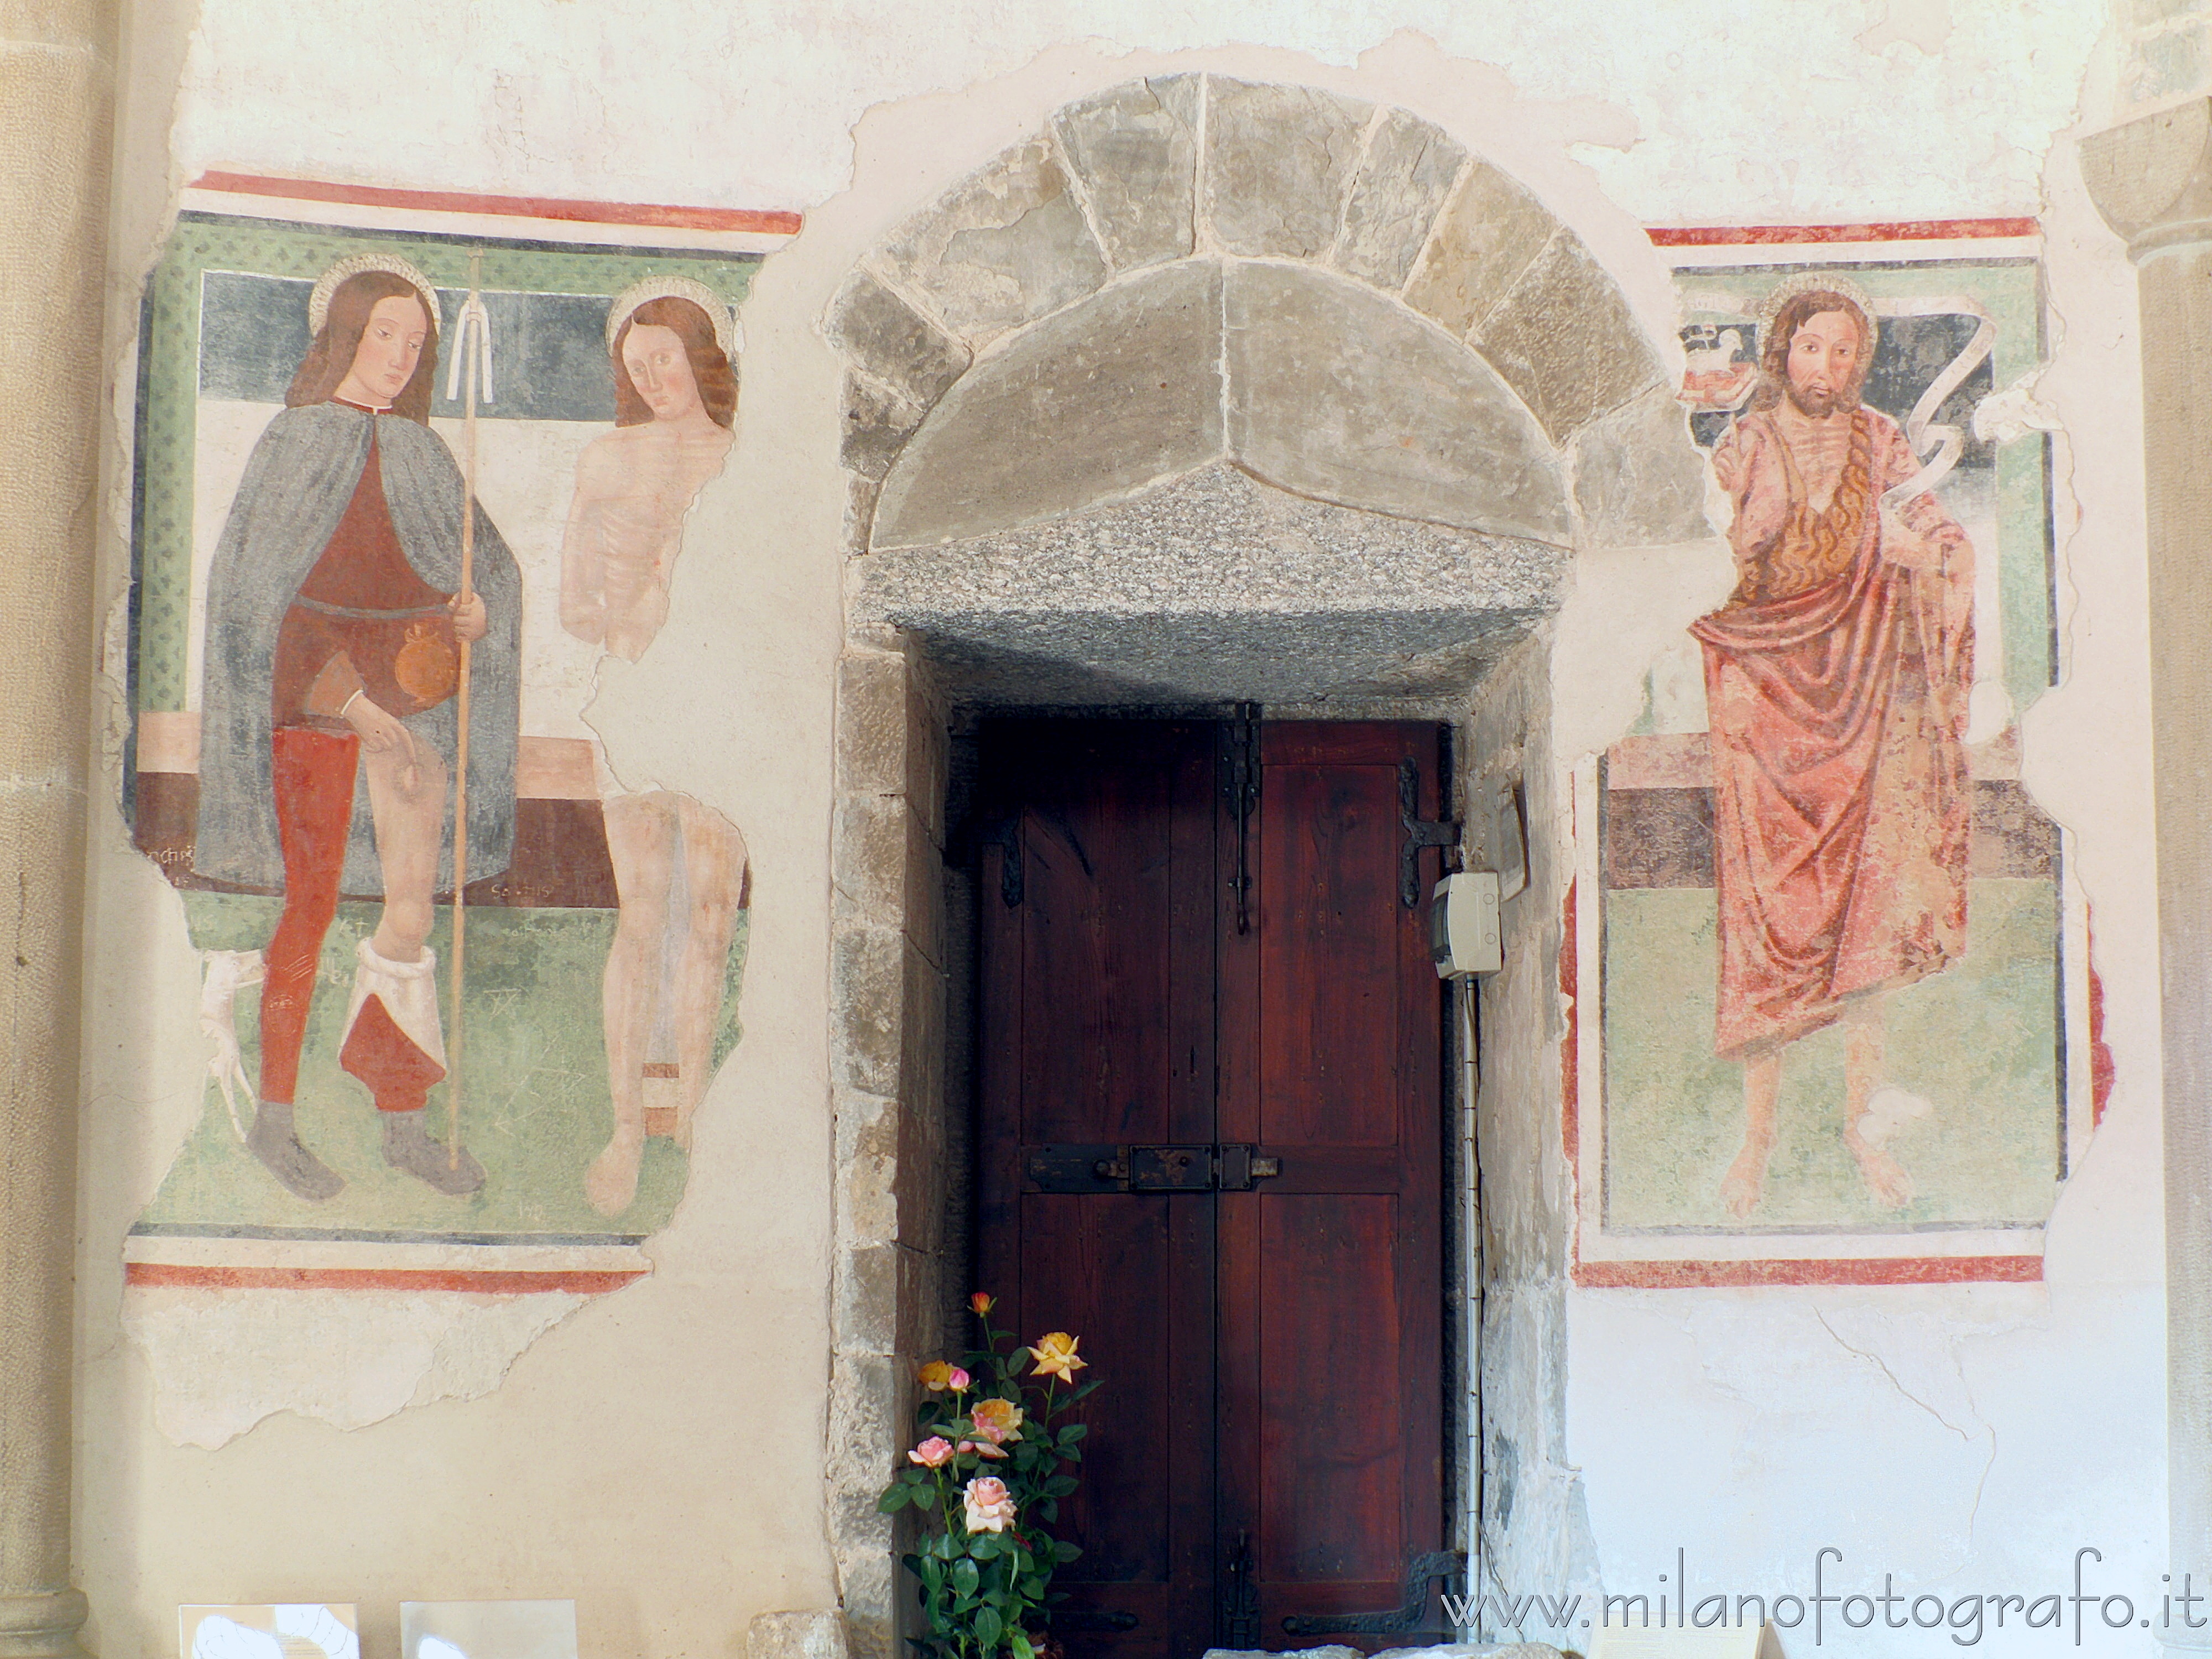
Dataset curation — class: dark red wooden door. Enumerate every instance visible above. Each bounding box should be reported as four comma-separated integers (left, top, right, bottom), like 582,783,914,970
977,720,1447,1659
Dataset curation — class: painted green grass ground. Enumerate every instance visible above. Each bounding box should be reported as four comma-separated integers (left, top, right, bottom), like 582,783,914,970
1600,879,2061,1234
136,894,746,1239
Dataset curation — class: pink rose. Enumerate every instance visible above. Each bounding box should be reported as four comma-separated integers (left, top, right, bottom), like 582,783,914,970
946,1367,972,1391
907,1436,954,1468
963,1475,1017,1533
959,1439,1008,1460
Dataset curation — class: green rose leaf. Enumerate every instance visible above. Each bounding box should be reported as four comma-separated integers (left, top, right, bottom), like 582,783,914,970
878,1488,911,1513
975,1608,1002,1650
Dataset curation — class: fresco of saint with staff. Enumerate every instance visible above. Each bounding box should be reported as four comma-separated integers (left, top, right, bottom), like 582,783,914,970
193,252,520,1201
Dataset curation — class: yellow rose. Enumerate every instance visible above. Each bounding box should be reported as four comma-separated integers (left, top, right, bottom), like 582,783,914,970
1029,1332,1087,1381
917,1361,955,1391
968,1396,1024,1445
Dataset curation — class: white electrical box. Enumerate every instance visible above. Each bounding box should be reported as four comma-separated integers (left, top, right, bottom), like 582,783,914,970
1430,871,1503,979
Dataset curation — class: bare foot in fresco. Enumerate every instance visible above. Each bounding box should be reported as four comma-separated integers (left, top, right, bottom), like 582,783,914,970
587,1125,645,1217
1844,1127,1915,1209
1720,1135,1773,1219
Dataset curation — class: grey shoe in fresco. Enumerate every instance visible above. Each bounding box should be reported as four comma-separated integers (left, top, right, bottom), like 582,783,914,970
246,1100,346,1202
381,1108,485,1196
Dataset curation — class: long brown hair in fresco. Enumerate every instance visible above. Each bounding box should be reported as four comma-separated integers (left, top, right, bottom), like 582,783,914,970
612,296,738,429
1747,288,1874,414
285,270,441,423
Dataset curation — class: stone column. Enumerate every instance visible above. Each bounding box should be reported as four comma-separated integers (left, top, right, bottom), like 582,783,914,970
2084,100,2212,1653
0,3,114,1657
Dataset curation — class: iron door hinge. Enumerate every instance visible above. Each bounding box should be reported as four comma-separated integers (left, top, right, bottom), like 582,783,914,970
1222,1529,1259,1649
1222,703,1261,934
1399,759,1460,909
1025,1144,1283,1193
980,813,1024,907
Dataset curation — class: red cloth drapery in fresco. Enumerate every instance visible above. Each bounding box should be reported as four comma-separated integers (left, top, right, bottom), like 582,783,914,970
1690,408,1974,1059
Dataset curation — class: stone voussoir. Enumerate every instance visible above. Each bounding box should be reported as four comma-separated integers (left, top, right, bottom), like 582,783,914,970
1569,380,1714,547
825,268,971,413
1051,74,1201,272
1333,106,1469,293
1473,226,1665,445
1202,76,1373,260
877,134,1110,347
1402,158,1559,340
841,369,928,483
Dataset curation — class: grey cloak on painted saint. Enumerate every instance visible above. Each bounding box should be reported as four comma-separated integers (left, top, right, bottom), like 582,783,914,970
194,400,522,896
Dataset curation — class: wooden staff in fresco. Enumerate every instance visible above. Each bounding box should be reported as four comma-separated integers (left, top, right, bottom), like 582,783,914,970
442,253,495,1172
1692,272,1976,1220
193,251,521,1201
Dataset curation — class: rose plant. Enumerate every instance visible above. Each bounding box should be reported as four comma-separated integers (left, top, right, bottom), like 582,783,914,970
879,1292,1099,1659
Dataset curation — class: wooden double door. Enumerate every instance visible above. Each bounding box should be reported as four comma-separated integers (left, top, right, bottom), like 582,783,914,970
977,719,1452,1659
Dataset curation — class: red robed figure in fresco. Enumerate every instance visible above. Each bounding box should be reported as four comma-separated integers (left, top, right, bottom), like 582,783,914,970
1690,278,1975,1219
196,254,521,1203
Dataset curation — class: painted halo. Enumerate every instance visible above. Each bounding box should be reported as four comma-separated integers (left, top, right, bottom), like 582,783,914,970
307,252,440,338
1754,269,1880,360
604,275,739,359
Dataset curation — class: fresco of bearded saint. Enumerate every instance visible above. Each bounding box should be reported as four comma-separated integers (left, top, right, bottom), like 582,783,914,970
1692,273,1976,1220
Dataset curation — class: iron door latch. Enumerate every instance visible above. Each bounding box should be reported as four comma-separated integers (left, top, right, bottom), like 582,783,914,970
1025,1144,1284,1193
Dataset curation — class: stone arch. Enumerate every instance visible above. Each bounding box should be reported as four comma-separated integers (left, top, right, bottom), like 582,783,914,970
812,75,1707,1659
828,74,1709,565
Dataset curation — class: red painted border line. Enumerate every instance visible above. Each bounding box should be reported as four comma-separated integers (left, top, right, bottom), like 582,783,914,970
191,170,802,237
126,1261,645,1295
1648,218,2038,247
1574,1254,2044,1289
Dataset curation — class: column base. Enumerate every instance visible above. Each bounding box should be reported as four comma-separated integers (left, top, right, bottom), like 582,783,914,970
0,1589,92,1659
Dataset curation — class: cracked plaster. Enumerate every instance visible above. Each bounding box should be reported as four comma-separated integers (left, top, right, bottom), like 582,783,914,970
121,1287,587,1449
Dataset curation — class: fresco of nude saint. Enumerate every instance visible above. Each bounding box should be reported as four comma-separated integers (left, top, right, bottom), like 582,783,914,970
1591,254,2078,1254
561,276,750,1217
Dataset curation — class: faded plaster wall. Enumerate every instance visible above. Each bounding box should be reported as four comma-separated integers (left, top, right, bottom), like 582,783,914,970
74,3,2167,1657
